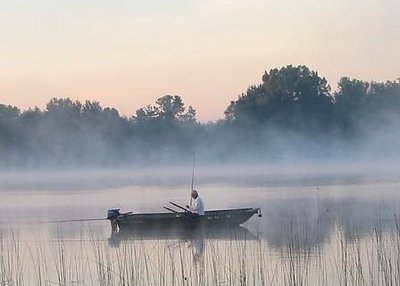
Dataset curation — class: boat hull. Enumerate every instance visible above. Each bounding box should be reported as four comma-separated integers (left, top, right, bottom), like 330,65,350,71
114,208,260,230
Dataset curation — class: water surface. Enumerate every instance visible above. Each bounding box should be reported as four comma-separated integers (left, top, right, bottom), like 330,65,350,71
1,168,400,285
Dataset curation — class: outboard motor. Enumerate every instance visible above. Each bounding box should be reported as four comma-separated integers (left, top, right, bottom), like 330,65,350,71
107,208,121,233
107,208,121,220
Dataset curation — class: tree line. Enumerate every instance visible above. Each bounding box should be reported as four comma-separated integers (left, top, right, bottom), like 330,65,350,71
1,65,399,168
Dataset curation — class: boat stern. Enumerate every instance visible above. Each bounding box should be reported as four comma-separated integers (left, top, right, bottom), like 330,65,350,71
107,208,121,232
257,207,262,217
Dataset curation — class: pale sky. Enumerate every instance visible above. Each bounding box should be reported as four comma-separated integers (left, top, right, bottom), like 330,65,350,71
0,0,399,121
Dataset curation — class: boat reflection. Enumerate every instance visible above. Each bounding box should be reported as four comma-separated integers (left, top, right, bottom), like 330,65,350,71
108,225,259,249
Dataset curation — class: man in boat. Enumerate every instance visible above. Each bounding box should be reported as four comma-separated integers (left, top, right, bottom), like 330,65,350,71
187,190,205,215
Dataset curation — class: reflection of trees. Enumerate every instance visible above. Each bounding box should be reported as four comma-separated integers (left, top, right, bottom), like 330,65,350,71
260,196,400,250
260,198,335,250
335,198,398,240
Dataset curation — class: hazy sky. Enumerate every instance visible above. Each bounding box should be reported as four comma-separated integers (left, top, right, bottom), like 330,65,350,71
1,0,399,121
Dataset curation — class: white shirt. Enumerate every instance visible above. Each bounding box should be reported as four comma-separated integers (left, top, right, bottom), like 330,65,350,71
189,197,205,215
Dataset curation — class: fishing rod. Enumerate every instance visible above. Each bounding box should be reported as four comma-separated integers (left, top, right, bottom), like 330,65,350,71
33,218,107,224
191,154,195,193
163,206,179,214
169,201,191,213
37,211,133,224
189,154,195,210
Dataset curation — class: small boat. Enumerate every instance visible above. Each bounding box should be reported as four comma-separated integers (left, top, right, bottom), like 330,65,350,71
107,162,261,231
107,204,262,231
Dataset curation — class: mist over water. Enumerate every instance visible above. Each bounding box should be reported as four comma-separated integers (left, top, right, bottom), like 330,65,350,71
1,168,400,285
1,65,399,169
0,65,399,284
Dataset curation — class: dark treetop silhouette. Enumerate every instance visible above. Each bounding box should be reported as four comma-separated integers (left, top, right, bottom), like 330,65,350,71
1,65,399,168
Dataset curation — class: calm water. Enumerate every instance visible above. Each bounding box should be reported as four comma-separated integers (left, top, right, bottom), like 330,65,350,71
1,167,400,285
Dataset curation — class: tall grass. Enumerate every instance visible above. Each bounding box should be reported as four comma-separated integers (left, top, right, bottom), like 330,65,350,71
3,218,400,285
0,231,23,286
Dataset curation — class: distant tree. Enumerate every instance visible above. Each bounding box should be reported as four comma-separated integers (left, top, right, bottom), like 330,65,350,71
102,107,120,119
18,107,42,127
179,106,197,123
82,100,102,115
368,80,400,112
0,104,21,148
225,65,333,132
334,78,400,136
225,85,264,123
0,104,20,121
334,77,369,135
46,98,82,115
135,105,159,121
156,95,184,121
1,66,399,168
335,77,368,109
131,95,198,161
134,95,196,123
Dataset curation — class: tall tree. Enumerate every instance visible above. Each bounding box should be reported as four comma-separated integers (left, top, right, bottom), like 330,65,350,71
334,77,369,135
225,65,333,132
0,104,21,148
0,104,20,121
134,95,196,123
46,98,82,115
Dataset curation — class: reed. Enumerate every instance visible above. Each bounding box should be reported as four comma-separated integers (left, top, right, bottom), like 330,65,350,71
3,216,400,285
0,231,23,286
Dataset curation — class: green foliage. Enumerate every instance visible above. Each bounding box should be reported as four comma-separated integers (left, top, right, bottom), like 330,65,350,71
46,98,82,115
333,78,400,136
82,100,103,115
0,104,21,150
134,95,196,123
132,95,198,161
0,65,399,167
225,65,333,133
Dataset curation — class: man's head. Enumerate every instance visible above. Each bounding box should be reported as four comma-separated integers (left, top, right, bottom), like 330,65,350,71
191,190,199,199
